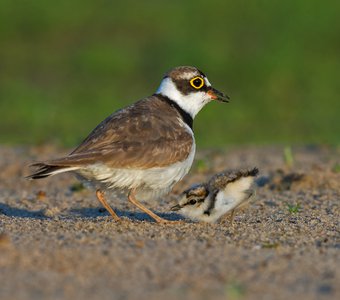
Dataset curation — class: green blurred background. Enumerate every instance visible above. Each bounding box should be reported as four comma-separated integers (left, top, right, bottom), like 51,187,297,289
0,0,339,148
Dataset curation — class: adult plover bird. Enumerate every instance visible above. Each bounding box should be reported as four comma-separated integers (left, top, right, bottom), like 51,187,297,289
27,66,229,223
171,168,258,223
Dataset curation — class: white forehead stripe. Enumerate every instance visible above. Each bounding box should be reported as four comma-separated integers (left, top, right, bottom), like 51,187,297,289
204,77,211,87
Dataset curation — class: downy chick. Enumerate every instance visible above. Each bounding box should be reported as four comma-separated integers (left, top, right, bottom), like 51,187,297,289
171,168,259,223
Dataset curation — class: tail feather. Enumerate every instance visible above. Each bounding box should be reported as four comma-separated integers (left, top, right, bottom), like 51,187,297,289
27,163,79,180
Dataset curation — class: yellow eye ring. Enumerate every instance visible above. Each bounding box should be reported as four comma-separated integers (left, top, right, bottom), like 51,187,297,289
190,77,204,89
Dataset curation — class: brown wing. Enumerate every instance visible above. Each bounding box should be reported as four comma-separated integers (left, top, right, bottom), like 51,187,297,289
45,96,193,169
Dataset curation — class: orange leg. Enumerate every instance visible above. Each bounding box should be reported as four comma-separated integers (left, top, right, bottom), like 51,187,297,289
127,189,171,223
96,189,120,221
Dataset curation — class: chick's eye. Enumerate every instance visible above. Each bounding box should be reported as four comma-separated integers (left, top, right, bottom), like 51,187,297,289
190,77,204,89
189,199,197,205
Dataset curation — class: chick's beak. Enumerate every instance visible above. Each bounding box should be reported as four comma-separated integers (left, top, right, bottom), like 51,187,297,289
170,204,181,211
207,87,230,103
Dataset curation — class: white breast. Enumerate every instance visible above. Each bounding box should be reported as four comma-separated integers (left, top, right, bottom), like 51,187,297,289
214,176,254,213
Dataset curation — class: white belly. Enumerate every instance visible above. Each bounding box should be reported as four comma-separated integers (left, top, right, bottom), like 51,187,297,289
78,142,196,200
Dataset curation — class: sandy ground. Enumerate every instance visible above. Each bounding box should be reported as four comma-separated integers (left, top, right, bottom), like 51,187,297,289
0,145,339,300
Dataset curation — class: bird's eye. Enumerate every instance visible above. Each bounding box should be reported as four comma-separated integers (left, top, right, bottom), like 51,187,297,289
189,199,197,205
189,77,204,89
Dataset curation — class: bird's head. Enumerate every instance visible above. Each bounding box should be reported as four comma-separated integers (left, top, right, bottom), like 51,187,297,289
170,183,212,220
156,66,229,118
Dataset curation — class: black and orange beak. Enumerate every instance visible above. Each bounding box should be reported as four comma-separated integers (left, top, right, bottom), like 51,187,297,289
207,87,230,103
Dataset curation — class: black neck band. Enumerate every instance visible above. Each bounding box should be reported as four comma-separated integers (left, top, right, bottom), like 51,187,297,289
156,94,193,130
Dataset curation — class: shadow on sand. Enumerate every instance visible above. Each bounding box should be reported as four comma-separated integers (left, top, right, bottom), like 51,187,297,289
69,207,184,222
0,203,47,219
0,203,183,222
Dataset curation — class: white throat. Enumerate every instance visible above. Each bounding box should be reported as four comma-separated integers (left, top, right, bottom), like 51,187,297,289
156,77,211,118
